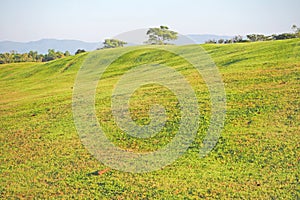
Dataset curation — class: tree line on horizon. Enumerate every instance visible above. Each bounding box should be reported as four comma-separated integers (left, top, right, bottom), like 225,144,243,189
205,25,300,44
0,49,88,64
1,25,299,64
0,49,70,64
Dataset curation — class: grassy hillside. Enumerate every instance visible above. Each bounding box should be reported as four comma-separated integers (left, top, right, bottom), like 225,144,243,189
0,39,299,199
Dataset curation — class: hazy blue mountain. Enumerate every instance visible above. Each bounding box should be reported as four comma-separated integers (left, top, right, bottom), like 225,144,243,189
0,39,102,54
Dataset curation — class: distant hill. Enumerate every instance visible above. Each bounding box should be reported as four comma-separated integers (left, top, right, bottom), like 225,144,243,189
0,39,102,54
0,35,234,54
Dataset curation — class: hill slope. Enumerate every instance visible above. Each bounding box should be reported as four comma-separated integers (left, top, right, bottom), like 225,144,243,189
0,39,299,199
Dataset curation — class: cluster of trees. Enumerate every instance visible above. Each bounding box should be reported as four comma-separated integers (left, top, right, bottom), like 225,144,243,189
206,25,300,44
0,49,72,64
205,35,247,44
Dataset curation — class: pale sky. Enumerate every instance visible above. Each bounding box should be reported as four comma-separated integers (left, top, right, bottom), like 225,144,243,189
0,0,299,42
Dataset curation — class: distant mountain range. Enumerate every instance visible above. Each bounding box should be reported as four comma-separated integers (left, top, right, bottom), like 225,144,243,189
0,39,101,54
0,35,234,54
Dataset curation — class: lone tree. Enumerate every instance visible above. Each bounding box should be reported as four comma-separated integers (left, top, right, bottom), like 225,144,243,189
292,25,300,37
103,39,127,48
145,26,178,45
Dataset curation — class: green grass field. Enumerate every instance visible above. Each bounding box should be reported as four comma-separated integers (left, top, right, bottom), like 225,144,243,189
1,39,299,199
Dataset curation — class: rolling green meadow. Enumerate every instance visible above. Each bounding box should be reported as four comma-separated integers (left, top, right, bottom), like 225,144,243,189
0,39,299,199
